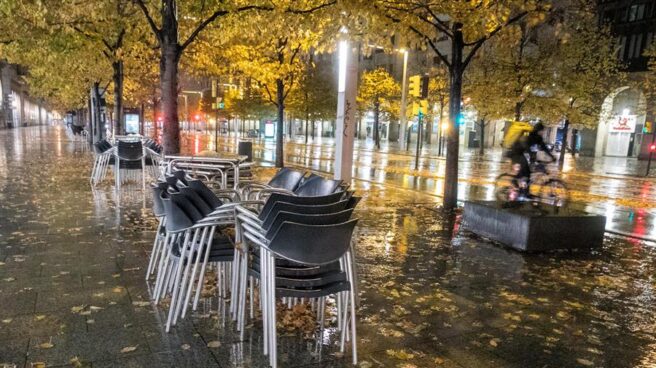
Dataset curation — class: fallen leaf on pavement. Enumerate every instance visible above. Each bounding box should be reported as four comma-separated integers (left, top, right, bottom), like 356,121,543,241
207,341,221,348
120,346,138,353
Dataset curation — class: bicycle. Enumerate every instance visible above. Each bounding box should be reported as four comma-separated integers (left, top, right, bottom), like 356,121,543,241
494,159,568,207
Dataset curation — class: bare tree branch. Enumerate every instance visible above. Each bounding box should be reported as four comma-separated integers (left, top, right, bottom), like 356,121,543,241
133,0,161,38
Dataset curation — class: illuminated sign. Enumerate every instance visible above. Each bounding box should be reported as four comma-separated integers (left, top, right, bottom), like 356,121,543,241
610,115,636,133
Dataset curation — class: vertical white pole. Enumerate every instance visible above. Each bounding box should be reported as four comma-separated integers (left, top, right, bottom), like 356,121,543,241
398,51,409,149
334,40,358,182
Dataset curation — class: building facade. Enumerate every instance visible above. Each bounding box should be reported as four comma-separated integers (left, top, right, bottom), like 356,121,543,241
0,62,53,129
585,0,655,158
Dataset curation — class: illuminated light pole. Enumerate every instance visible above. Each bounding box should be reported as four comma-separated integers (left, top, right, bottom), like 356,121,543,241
334,33,359,182
398,49,409,149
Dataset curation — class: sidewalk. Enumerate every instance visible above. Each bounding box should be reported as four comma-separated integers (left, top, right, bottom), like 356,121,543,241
2,125,655,367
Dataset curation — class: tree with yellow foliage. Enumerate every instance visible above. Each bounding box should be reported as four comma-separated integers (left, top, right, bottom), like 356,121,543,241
357,68,401,149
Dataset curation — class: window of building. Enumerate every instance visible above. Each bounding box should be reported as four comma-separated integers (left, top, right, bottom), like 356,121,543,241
620,7,629,22
628,4,646,21
628,34,637,58
618,35,627,60
633,33,644,58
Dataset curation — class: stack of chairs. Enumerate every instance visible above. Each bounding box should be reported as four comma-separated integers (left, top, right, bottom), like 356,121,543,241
145,167,361,367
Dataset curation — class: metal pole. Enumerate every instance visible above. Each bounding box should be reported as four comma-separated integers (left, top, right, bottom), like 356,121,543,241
415,113,423,170
215,109,219,152
398,51,409,149
647,151,653,177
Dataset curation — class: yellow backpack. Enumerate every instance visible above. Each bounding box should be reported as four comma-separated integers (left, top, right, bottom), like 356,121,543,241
502,121,533,149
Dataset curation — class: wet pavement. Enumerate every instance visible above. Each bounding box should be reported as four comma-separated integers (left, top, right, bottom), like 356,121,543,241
2,125,656,367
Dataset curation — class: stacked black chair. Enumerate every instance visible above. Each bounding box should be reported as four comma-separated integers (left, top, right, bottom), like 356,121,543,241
90,139,115,186
151,170,239,332
114,140,146,190
233,186,360,368
241,167,306,200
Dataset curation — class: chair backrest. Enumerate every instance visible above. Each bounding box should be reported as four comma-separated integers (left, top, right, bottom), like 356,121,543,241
268,219,358,265
258,191,345,221
265,209,354,240
187,179,223,209
151,182,169,217
294,176,343,197
116,140,144,161
178,186,213,217
93,140,112,154
267,168,305,191
260,199,351,230
161,191,195,232
171,170,189,186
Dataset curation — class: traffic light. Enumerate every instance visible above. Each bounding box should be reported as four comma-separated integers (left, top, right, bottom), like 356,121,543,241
408,75,430,98
456,113,465,126
650,144,656,152
408,75,421,97
420,75,429,99
645,121,653,134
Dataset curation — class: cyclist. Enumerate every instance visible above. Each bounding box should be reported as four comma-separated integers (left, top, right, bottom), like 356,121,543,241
508,122,555,197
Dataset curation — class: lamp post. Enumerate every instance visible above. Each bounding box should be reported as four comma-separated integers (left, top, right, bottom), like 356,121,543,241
334,33,359,182
398,49,409,149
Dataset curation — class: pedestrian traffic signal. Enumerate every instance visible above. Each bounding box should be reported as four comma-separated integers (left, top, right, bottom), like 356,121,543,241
408,75,421,97
412,100,429,116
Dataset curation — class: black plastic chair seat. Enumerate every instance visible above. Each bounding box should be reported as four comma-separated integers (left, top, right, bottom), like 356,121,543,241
275,280,351,299
248,264,347,289
171,233,234,258
258,191,346,222
119,160,143,169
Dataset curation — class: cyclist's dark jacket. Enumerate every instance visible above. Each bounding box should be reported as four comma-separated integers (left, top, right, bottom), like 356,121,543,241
509,131,550,158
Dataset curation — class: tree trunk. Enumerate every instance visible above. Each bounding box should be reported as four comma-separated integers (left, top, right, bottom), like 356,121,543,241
304,89,309,143
275,78,284,167
425,115,433,144
373,100,380,149
160,44,181,154
444,23,464,211
304,118,309,144
558,119,569,171
112,60,124,136
514,101,523,121
479,119,485,155
152,95,159,140
140,102,145,135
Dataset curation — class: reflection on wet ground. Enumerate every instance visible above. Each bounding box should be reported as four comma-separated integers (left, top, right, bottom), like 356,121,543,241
178,132,656,241
1,125,656,367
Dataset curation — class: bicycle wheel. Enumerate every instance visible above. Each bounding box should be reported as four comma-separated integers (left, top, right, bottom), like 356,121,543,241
494,174,519,204
538,179,568,207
